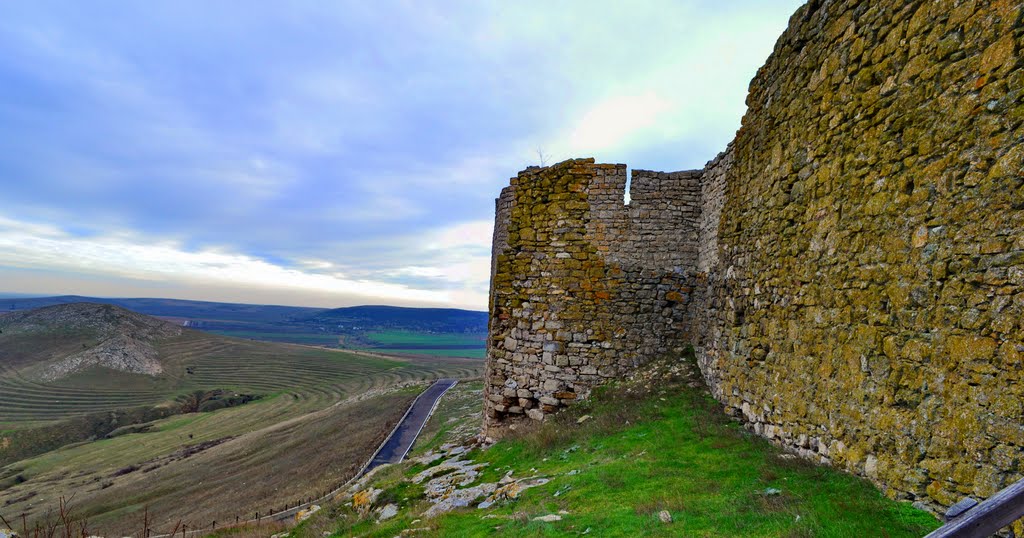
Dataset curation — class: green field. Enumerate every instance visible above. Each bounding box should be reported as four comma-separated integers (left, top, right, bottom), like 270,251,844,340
204,330,340,345
364,331,485,346
373,348,487,359
354,330,487,359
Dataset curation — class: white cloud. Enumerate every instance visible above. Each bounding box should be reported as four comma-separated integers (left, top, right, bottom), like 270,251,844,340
0,1,807,312
0,217,471,307
425,219,494,251
566,92,674,154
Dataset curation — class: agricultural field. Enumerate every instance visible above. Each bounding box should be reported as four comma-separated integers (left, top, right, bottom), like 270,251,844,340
202,329,341,346
0,304,484,535
355,330,487,359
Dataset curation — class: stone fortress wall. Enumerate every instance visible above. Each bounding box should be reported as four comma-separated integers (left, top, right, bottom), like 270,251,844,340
485,0,1023,511
484,163,702,422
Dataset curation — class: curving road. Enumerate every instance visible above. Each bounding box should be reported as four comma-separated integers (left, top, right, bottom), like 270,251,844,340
365,378,458,472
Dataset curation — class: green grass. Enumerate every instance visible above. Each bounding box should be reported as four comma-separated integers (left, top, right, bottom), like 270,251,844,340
156,412,209,432
367,348,487,359
295,359,940,538
364,331,485,346
353,330,487,359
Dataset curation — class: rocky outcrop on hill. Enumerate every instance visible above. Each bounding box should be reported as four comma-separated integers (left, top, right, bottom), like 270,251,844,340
41,333,166,380
0,302,182,380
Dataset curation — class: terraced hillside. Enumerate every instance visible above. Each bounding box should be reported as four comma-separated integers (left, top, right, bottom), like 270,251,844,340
0,304,476,428
0,303,482,534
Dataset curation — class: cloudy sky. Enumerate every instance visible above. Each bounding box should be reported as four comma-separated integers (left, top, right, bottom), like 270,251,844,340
0,1,804,310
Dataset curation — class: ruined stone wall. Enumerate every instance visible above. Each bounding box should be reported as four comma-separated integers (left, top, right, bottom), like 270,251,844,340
697,147,732,274
484,161,701,434
485,0,1023,512
693,0,1024,509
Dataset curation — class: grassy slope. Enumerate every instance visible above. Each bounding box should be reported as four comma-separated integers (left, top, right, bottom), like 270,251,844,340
0,329,483,535
294,360,940,538
70,388,419,535
0,331,398,428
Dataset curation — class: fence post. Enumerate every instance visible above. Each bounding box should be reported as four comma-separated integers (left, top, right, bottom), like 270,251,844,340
924,478,1024,538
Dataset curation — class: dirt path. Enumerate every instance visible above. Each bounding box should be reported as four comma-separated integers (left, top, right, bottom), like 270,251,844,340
366,378,458,471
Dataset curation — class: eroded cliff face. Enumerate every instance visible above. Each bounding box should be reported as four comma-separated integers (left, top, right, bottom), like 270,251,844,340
485,0,1023,510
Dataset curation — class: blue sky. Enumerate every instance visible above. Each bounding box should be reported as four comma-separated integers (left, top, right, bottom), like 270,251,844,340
0,1,805,310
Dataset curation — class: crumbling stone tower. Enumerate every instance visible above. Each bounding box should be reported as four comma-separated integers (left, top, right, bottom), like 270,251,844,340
484,162,709,427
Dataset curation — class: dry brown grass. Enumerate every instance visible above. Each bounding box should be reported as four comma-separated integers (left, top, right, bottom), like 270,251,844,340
2,390,416,537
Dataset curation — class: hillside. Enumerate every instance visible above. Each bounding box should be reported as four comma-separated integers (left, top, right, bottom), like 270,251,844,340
0,303,482,429
0,296,488,354
0,302,483,535
287,357,940,537
0,295,325,323
0,303,183,381
302,305,488,333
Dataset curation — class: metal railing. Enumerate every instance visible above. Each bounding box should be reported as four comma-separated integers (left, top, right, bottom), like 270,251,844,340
924,477,1024,538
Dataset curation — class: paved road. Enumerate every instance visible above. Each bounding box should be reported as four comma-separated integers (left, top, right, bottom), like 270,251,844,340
365,378,458,472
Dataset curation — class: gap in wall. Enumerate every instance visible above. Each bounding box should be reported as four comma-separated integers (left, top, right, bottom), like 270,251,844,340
624,167,632,205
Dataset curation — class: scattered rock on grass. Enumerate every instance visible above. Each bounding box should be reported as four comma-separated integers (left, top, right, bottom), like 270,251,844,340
413,458,486,486
533,514,562,522
423,482,498,518
296,504,320,522
378,503,399,521
477,477,550,509
659,510,673,523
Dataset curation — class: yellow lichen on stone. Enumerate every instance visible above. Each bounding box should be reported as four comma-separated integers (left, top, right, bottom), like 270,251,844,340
484,0,1024,518
352,489,373,509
